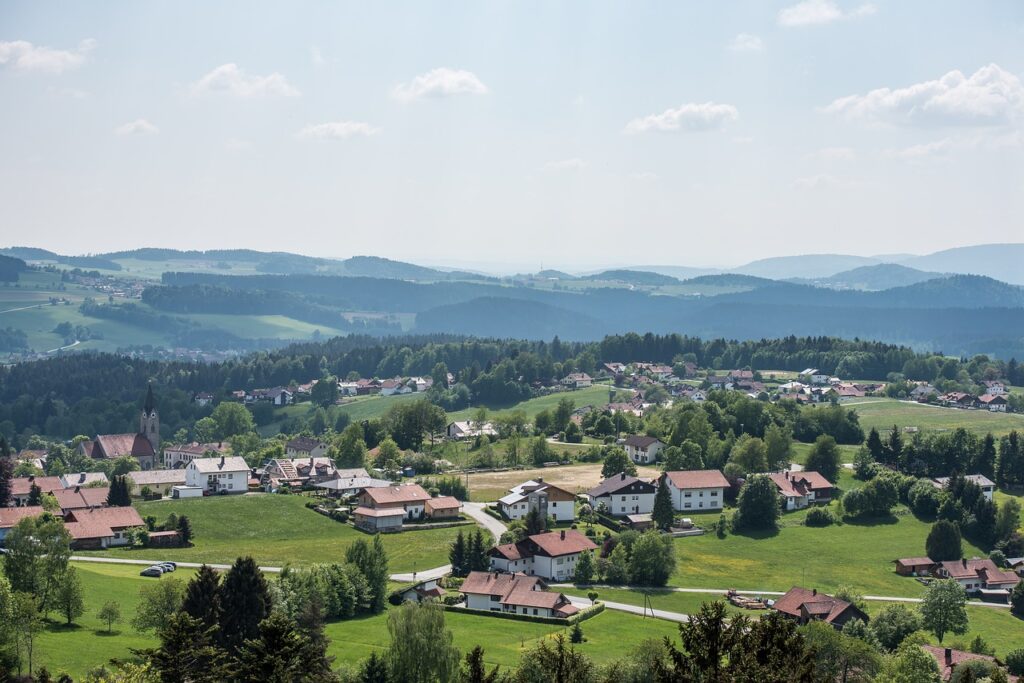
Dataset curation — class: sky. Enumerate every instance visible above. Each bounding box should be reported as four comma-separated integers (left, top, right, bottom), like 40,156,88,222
2,1,1023,271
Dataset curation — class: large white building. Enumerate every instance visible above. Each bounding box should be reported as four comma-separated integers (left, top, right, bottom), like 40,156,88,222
585,473,657,517
185,456,250,494
489,530,597,582
621,435,665,464
661,470,730,512
498,479,577,522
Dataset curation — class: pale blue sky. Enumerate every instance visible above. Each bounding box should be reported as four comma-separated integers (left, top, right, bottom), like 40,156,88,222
2,1,1022,270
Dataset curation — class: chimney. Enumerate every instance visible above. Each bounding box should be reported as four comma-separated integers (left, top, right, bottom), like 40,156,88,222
220,455,225,468
944,648,952,665
79,472,86,484
962,558,968,568
536,477,543,484
560,530,566,540
620,472,626,481
812,588,817,596
74,486,81,493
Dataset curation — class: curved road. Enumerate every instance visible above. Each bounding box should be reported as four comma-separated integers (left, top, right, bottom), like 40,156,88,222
388,502,508,582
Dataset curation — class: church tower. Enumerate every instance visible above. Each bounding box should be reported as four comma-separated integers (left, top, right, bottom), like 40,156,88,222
140,384,160,453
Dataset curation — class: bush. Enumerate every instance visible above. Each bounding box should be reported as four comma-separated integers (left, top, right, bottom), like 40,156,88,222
804,507,834,527
1006,648,1024,676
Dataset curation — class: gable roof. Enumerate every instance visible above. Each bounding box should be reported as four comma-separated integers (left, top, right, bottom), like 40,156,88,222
286,437,325,452
11,476,65,496
65,506,145,535
361,484,430,506
663,470,729,490
526,530,598,557
623,435,663,449
59,472,109,488
586,473,656,498
94,433,155,459
425,496,461,512
919,646,1014,682
773,586,865,625
188,456,250,474
127,469,188,486
53,486,110,511
0,506,45,529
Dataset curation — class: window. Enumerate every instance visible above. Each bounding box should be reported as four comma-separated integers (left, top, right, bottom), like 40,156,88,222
684,503,692,509
684,492,692,497
621,496,626,501
710,491,718,497
491,595,500,601
533,609,538,615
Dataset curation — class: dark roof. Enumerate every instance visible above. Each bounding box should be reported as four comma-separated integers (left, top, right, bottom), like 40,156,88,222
144,384,156,414
586,473,657,497
773,587,866,626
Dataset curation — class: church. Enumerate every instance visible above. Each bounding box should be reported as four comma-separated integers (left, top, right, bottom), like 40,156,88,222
78,385,161,470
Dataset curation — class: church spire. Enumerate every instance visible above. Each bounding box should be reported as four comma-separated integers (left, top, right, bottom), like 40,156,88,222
144,383,156,414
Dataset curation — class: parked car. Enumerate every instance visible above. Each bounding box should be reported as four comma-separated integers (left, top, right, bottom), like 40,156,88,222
140,565,165,577
158,562,176,572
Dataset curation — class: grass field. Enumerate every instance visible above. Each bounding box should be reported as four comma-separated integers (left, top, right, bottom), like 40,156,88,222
324,605,681,669
448,385,617,422
74,494,463,572
862,601,1023,659
845,398,1024,436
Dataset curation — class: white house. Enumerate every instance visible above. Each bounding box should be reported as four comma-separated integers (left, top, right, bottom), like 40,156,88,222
446,421,498,440
585,473,657,517
800,369,830,385
185,456,250,494
768,471,835,511
621,435,665,464
498,479,577,522
662,470,729,512
976,394,1008,412
285,437,328,459
488,529,597,581
561,373,593,389
935,558,1019,596
460,571,579,618
164,442,230,469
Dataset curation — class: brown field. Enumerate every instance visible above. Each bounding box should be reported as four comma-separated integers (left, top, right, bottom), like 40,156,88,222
466,462,661,502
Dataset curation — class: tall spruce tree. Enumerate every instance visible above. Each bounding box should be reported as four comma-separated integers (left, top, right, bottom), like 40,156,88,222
448,531,467,577
346,537,389,612
0,436,13,507
181,564,221,629
360,651,391,683
218,556,271,654
176,515,193,545
141,613,226,683
106,475,132,507
652,476,674,530
467,529,488,572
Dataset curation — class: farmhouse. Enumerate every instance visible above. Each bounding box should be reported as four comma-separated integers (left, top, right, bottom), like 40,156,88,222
261,456,338,491
498,479,577,522
621,435,665,464
661,470,729,511
932,474,996,501
460,571,579,618
768,471,834,511
64,506,146,549
9,475,65,506
934,558,1019,597
285,437,328,459
585,473,657,516
185,456,250,494
126,469,187,497
772,587,868,629
446,421,498,440
0,506,44,544
489,529,597,581
357,483,430,522
976,394,1008,412
940,392,975,409
163,442,230,469
561,373,593,389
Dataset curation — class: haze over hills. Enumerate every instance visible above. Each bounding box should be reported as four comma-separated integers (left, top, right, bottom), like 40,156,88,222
788,264,945,291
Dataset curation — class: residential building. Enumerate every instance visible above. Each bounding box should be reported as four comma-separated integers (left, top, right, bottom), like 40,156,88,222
498,479,577,523
184,456,250,494
357,484,430,521
976,394,1008,412
934,558,1019,597
561,373,593,389
768,471,834,511
982,380,1007,396
314,469,392,497
621,435,665,464
285,437,328,459
662,470,729,512
488,529,598,581
394,578,446,604
53,486,109,513
585,473,657,517
424,496,462,519
164,442,230,469
772,587,868,629
261,456,338,491
460,571,579,618
932,474,996,501
59,472,109,488
799,369,830,385
446,421,498,440
64,506,146,549
126,469,187,497
9,475,65,506
0,506,44,544
193,392,214,407
920,646,1016,682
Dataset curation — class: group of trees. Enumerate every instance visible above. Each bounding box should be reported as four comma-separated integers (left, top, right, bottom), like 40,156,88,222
447,529,491,578
582,531,676,587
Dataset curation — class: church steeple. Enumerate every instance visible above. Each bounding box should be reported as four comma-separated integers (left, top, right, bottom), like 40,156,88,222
140,384,160,454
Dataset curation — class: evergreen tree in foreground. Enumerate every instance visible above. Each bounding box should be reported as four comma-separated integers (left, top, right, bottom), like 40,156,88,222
181,563,221,629
448,530,467,577
218,556,271,654
652,476,674,530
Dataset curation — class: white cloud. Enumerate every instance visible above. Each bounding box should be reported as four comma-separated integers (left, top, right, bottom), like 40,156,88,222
885,139,953,160
297,120,380,140
191,63,300,98
728,33,763,52
808,146,856,160
625,102,738,134
545,158,586,170
0,38,95,74
392,68,488,102
824,64,1024,127
792,173,841,189
778,0,876,27
114,119,159,136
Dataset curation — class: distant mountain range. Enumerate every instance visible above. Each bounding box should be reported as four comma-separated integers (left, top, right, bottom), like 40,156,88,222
788,264,945,291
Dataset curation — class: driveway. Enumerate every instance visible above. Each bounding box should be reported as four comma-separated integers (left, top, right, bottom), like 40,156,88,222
567,596,690,623
461,501,508,543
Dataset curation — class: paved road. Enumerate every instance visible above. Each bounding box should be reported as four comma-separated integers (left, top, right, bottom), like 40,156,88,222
71,555,283,573
461,501,508,543
389,564,453,583
567,596,690,623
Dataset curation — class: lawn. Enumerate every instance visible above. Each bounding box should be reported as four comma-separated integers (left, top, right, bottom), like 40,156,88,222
325,605,681,669
74,494,464,573
845,398,1024,437
33,562,198,680
862,602,1023,660
447,385,618,422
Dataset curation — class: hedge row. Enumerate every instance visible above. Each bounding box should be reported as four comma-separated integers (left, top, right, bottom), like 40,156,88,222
594,511,624,532
483,505,506,521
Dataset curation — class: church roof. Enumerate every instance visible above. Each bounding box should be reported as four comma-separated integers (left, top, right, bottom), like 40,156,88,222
144,384,156,414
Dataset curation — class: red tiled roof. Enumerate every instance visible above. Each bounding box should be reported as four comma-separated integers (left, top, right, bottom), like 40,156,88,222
896,557,935,568
425,496,461,512
94,433,154,459
527,530,597,558
361,484,429,507
11,476,65,496
773,587,862,625
461,571,536,596
0,506,45,529
664,470,729,490
65,506,144,530
53,486,109,511
920,646,1014,682
353,506,406,518
793,471,832,491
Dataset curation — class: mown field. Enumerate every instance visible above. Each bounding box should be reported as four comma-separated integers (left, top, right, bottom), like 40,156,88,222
467,462,661,502
845,398,1024,436
447,385,617,422
74,494,463,572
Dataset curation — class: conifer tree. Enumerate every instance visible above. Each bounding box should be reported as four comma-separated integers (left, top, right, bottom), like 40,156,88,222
0,436,13,507
218,556,271,654
448,531,467,577
176,515,193,545
652,476,674,530
181,563,221,629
